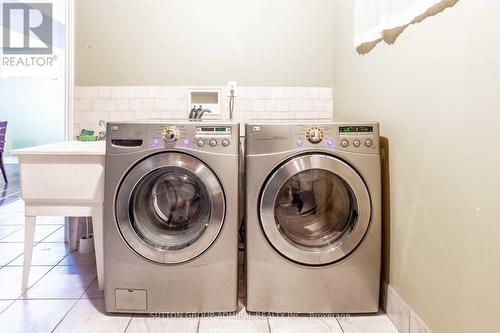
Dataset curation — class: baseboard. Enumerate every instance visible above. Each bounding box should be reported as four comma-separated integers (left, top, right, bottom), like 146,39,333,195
3,156,19,164
381,280,432,333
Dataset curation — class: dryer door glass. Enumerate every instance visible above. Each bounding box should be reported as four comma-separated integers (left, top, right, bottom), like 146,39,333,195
260,154,371,265
116,153,225,264
274,169,357,250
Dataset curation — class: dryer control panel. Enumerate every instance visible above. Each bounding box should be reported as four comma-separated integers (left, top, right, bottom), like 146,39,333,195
246,122,379,155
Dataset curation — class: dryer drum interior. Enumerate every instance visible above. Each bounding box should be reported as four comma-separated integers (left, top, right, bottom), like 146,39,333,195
260,154,371,266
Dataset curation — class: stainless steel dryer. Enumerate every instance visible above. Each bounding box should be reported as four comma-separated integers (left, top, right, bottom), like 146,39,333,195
245,121,381,313
104,120,239,313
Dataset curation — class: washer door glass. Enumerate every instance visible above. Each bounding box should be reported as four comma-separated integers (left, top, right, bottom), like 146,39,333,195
260,154,371,265
274,169,357,250
131,167,211,251
116,153,225,264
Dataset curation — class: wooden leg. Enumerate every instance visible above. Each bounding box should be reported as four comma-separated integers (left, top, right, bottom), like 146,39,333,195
68,217,79,251
22,215,36,290
0,154,7,184
91,204,104,291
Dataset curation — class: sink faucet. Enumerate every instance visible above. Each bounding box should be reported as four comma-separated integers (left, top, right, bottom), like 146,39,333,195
189,105,212,119
97,120,106,140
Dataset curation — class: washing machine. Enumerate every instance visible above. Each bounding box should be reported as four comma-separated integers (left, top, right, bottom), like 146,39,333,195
245,121,381,313
103,120,239,313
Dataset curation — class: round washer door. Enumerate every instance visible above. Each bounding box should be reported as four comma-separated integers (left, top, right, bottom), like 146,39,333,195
260,154,371,265
115,152,225,264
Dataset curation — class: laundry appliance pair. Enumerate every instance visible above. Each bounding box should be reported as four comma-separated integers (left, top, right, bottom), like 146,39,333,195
103,120,381,314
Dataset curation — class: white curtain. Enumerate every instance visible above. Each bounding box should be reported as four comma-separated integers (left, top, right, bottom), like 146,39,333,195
354,0,459,54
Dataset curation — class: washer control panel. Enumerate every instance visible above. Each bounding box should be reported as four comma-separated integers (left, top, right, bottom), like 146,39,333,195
194,126,232,149
151,125,233,150
106,122,238,155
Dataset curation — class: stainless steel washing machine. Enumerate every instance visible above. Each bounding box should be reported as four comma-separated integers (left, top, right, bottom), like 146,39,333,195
245,121,381,313
103,120,239,313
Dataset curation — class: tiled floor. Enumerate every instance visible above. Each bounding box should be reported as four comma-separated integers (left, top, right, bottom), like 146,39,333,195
0,164,21,207
0,199,398,333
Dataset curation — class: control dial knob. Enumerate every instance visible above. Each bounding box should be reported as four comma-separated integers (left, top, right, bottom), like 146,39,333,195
306,127,324,144
162,126,180,143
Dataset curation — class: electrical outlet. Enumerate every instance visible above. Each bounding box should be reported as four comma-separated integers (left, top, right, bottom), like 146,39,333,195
227,81,237,97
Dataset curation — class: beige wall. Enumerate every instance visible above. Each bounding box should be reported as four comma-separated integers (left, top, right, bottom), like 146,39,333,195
332,1,500,332
75,0,334,86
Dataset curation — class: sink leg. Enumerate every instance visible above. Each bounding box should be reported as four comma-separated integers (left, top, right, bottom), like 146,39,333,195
22,215,36,290
68,217,79,251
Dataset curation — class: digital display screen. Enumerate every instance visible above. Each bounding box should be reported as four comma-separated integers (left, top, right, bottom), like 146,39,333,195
197,127,231,134
339,126,373,134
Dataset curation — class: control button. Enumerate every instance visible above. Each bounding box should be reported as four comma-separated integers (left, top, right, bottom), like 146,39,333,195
365,139,373,147
325,138,334,147
196,140,205,147
341,139,349,148
353,139,361,147
209,139,218,147
296,139,304,147
221,139,230,147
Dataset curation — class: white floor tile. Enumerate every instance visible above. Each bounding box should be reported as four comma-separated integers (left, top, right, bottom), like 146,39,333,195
0,212,25,226
0,243,24,265
81,278,104,299
0,299,76,333
0,226,22,240
58,250,96,266
268,317,343,333
22,265,96,299
9,242,68,266
0,266,53,299
53,299,131,333
0,300,14,313
41,226,65,242
127,314,199,333
0,200,24,215
199,307,269,333
338,312,399,333
1,225,63,242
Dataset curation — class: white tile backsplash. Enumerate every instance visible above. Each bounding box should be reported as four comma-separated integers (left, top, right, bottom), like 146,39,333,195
73,85,333,136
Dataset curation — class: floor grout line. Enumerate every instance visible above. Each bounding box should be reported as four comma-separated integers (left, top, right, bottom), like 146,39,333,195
17,264,59,300
196,316,201,333
50,298,80,333
0,226,23,240
123,314,134,333
78,277,97,300
336,317,345,333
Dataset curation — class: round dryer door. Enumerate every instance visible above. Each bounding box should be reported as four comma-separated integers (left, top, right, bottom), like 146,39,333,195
260,154,371,265
115,152,225,264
